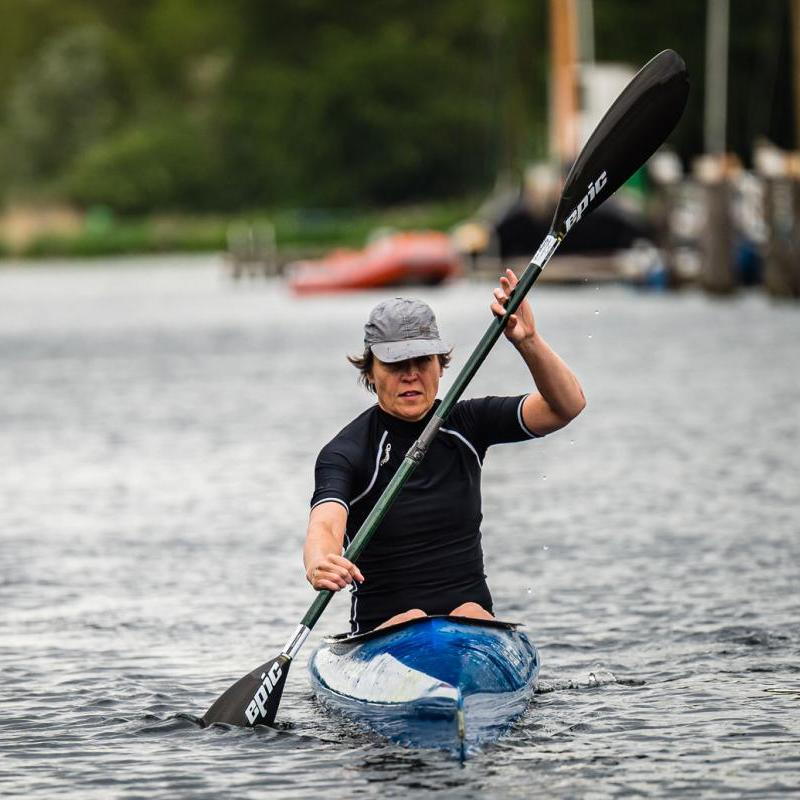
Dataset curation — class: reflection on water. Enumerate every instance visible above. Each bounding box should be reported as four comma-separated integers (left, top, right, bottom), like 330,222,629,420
1,256,799,798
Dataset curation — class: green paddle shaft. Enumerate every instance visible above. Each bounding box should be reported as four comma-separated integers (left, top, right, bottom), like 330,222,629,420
300,237,560,630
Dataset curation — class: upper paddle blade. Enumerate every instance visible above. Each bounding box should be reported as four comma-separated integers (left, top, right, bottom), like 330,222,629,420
552,49,689,239
202,654,290,727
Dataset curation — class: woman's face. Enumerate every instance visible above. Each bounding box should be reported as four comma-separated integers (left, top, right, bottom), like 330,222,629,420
370,354,442,421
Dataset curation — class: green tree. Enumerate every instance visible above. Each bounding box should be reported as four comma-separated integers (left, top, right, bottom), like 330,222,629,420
3,25,130,185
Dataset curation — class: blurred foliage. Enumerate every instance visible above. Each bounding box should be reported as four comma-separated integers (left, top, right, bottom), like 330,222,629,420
0,0,795,216
63,115,221,212
3,26,121,183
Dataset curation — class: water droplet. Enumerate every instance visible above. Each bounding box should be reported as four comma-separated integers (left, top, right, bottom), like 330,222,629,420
527,587,533,595
594,309,599,315
542,474,547,480
587,334,593,339
569,439,575,445
542,545,549,551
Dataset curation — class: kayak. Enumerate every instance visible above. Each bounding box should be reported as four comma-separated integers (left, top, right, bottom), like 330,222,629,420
308,615,539,756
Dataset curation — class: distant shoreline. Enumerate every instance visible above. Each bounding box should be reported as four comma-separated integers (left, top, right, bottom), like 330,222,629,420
0,200,476,261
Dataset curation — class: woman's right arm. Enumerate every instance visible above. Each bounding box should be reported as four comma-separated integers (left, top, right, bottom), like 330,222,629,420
303,502,365,591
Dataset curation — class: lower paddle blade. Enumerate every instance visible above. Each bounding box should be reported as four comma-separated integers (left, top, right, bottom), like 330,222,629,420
202,654,290,727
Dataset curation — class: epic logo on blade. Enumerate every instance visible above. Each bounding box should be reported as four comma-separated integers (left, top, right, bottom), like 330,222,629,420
564,171,608,233
245,662,283,724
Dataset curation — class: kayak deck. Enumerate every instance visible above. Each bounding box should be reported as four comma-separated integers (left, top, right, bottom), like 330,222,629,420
308,615,539,755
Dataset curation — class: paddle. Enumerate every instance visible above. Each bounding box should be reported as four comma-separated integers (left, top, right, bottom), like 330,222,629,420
201,49,689,728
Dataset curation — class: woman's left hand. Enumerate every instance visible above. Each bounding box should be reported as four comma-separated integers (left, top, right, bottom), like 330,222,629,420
490,269,537,345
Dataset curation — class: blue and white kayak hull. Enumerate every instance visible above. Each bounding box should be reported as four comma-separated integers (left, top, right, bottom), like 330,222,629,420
308,615,539,754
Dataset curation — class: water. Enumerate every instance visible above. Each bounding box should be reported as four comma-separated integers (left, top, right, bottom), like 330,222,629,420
1,256,798,798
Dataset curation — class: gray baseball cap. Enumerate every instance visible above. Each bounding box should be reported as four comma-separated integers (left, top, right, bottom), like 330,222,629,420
364,298,450,363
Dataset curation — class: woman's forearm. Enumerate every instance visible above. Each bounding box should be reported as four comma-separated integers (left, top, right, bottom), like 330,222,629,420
303,503,363,590
303,523,343,575
516,333,586,423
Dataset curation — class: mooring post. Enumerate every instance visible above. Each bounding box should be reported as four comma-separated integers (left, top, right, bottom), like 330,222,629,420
755,143,800,300
694,154,736,295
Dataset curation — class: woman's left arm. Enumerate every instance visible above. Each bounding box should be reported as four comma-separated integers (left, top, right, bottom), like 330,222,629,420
491,268,586,436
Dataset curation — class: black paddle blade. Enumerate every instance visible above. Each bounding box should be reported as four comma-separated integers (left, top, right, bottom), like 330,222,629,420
552,49,689,239
202,654,290,727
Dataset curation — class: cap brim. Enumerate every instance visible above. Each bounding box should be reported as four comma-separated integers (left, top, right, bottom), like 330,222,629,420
370,338,450,363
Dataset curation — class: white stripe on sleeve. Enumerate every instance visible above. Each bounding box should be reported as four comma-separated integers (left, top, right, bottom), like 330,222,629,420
517,394,541,438
311,497,350,513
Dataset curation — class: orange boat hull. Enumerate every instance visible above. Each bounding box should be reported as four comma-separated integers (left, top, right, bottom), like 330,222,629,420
287,232,461,295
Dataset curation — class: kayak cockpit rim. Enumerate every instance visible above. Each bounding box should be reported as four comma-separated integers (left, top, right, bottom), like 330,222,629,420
323,614,524,646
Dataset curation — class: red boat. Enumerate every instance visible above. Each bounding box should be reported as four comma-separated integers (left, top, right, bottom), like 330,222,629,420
287,231,461,295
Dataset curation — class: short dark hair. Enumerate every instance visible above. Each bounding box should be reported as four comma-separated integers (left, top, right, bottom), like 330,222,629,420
347,349,452,393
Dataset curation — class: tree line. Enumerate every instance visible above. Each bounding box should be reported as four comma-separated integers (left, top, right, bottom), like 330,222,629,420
0,0,794,214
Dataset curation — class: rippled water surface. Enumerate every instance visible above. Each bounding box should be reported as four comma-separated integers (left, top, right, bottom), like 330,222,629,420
1,256,798,798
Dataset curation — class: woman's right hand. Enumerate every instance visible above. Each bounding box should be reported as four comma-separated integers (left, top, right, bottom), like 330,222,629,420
306,553,365,591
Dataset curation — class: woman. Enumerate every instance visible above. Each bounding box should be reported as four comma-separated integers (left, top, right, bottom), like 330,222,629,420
303,269,585,634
